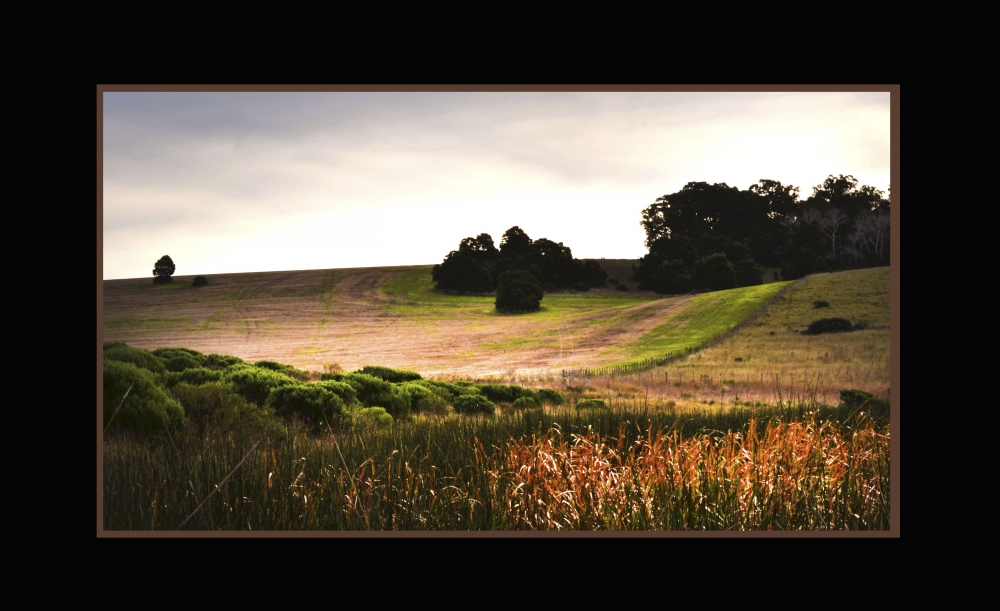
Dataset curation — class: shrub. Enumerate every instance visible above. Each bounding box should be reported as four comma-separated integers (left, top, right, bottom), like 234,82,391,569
103,344,167,375
615,284,629,291
313,380,360,407
353,407,394,431
575,398,608,410
536,388,564,406
192,275,209,286
804,318,854,335
320,372,348,382
854,321,870,330
103,359,187,436
813,300,830,308
839,388,887,412
734,258,763,287
265,384,348,429
343,373,394,404
399,382,450,415
478,384,539,404
204,353,245,369
608,278,619,285
495,269,544,313
453,394,496,416
356,365,422,383
366,385,413,420
254,360,309,381
511,396,539,410
691,253,736,291
168,382,282,437
224,365,299,405
177,367,223,386
153,348,206,372
572,282,590,291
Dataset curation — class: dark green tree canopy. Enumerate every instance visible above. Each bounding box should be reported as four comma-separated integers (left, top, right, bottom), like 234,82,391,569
691,253,737,291
495,269,544,313
434,227,606,294
153,255,175,284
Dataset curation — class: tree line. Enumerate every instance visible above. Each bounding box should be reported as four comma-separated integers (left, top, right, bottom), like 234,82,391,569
633,174,890,293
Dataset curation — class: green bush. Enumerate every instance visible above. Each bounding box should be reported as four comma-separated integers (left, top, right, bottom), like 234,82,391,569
575,398,608,410
192,275,209,286
537,388,564,406
692,253,737,291
812,299,830,308
356,365,422,383
313,380,360,407
343,373,394,404
734,258,763,287
103,359,187,436
153,348,206,372
265,384,348,429
804,318,854,335
224,365,299,405
254,360,289,371
353,407,394,430
495,269,544,313
478,384,539,404
103,344,167,376
453,394,496,416
511,396,539,411
176,367,223,385
399,382,450,415
320,372,349,382
366,385,413,421
169,382,283,437
204,353,246,370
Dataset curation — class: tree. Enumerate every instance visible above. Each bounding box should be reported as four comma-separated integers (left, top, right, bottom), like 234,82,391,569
651,259,691,294
153,255,175,284
495,269,543,313
691,253,736,291
734,258,763,287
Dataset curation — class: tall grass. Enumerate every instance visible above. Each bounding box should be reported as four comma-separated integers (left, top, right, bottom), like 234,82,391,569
104,401,888,531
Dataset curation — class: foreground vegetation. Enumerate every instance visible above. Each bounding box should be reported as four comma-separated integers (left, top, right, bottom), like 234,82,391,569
102,340,889,530
104,397,888,531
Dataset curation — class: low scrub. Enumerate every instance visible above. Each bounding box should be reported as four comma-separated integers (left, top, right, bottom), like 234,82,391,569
103,359,187,436
478,384,539,404
169,382,284,438
265,384,349,429
537,388,564,406
356,365,422,383
576,398,608,410
511,396,539,411
453,394,496,415
177,367,223,386
224,365,299,406
353,407,394,431
103,344,167,376
804,318,854,335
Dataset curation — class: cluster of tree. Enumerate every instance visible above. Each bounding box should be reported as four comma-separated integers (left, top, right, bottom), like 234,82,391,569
153,255,175,284
432,227,608,295
634,175,890,291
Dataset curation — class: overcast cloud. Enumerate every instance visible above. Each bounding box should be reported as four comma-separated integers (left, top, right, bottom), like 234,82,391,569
102,91,890,279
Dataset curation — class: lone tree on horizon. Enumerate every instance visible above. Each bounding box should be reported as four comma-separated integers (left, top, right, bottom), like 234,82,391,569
153,255,175,284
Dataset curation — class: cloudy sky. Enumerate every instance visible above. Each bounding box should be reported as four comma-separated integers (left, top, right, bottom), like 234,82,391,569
101,90,891,280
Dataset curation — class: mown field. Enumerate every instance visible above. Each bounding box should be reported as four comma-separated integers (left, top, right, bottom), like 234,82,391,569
103,262,787,378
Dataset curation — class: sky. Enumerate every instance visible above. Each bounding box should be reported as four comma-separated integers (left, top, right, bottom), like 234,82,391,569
101,90,891,280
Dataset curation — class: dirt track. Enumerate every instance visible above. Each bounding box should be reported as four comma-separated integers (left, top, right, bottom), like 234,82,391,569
102,266,687,377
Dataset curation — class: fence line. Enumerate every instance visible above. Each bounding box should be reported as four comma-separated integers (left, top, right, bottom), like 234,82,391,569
561,279,801,379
